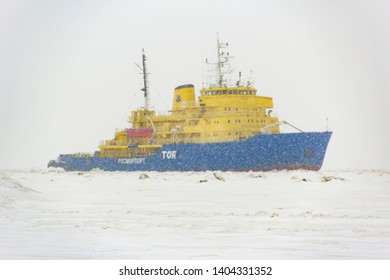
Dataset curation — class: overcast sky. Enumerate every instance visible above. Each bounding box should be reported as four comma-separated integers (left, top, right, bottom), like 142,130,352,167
1,0,389,169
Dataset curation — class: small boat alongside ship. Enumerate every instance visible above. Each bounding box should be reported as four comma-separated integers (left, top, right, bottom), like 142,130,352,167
48,38,332,171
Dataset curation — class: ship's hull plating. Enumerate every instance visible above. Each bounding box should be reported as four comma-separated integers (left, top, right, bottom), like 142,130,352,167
52,132,332,172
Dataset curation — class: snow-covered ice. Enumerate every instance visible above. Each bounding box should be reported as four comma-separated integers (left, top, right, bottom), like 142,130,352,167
0,169,389,259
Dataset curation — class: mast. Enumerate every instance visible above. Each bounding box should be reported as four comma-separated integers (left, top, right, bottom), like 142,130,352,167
216,33,230,87
141,49,150,110
204,35,234,88
217,34,223,87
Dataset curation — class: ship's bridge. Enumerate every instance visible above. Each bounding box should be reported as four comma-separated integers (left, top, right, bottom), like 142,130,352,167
200,87,257,96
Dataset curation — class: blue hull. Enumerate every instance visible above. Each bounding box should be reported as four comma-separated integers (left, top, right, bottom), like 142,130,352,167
52,132,332,172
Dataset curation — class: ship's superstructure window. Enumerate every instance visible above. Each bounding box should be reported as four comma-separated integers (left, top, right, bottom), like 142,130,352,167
200,88,257,96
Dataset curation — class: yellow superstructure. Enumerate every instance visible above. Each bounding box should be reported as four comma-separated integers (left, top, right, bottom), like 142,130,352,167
98,40,280,158
99,84,279,157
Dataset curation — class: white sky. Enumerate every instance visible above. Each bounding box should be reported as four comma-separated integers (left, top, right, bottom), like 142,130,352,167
1,0,389,169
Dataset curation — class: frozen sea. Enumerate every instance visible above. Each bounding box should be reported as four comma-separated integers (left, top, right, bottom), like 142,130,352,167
0,169,389,259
